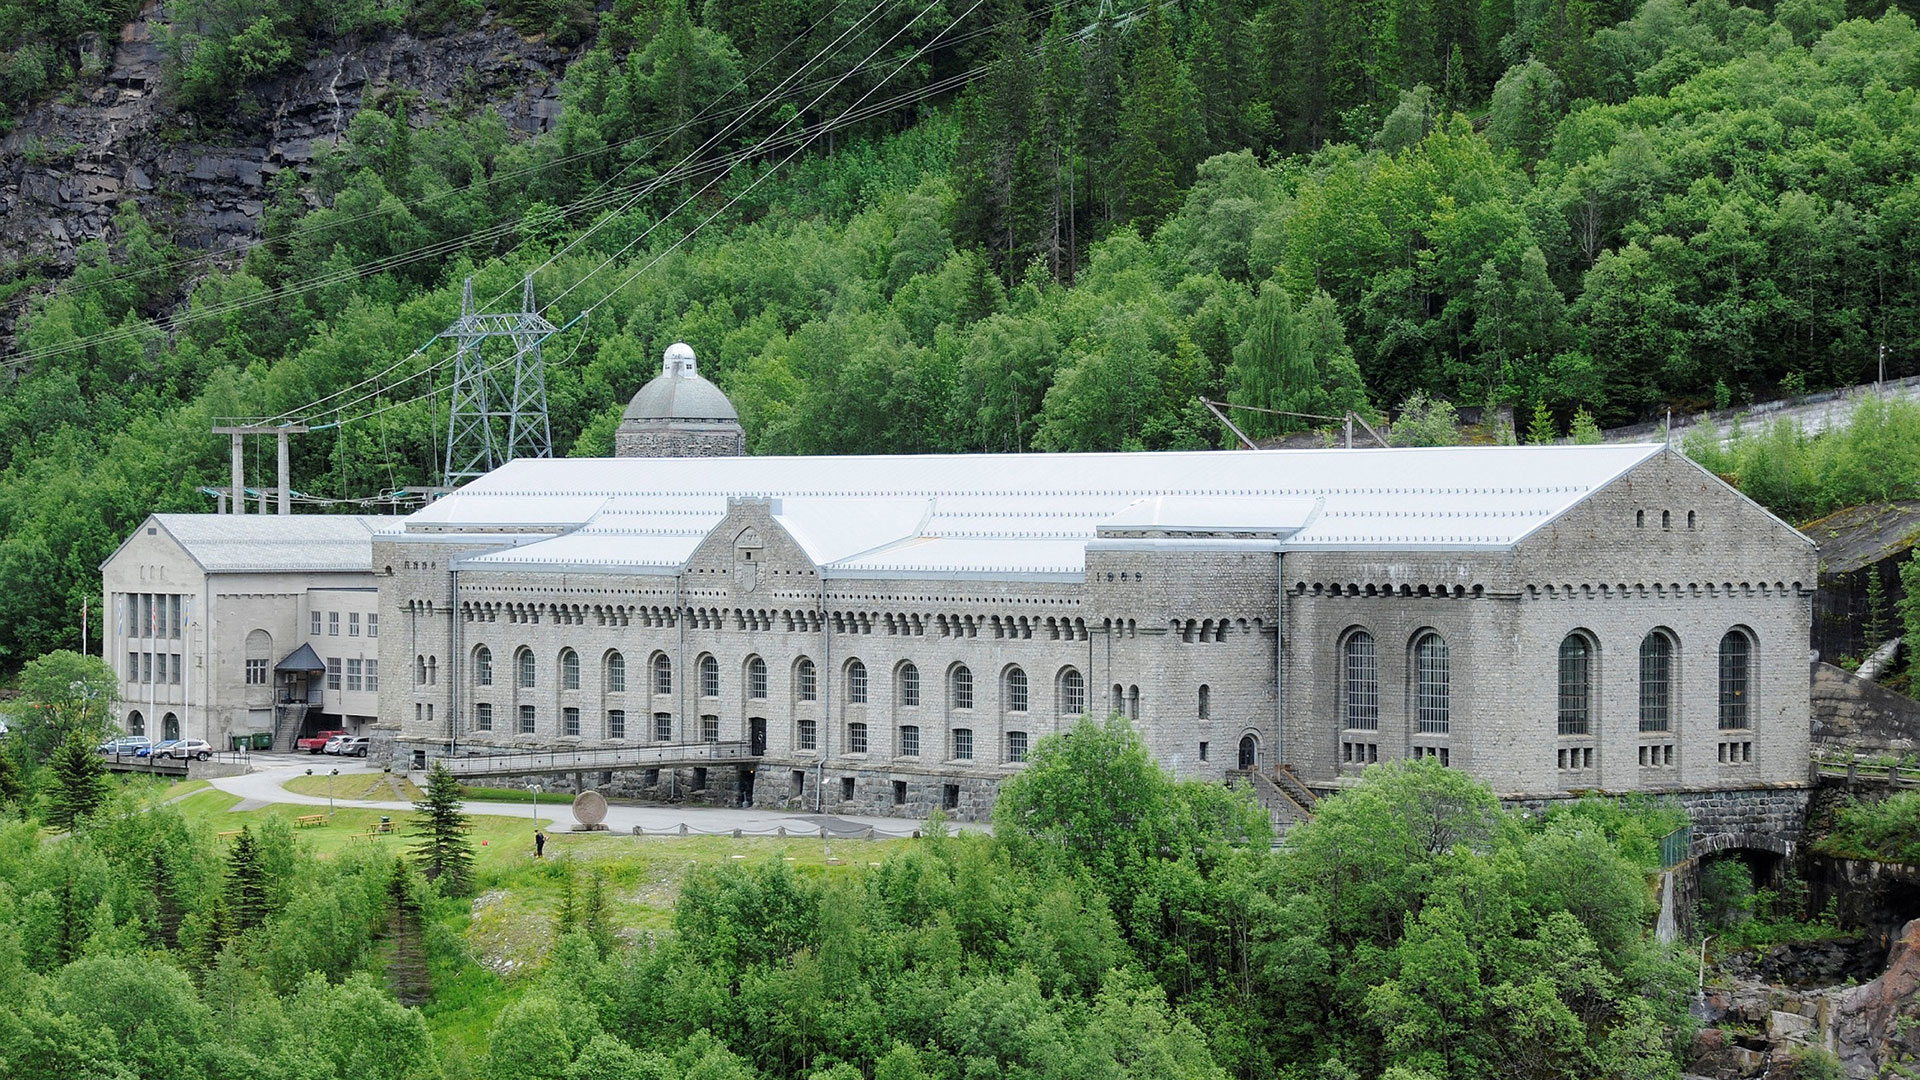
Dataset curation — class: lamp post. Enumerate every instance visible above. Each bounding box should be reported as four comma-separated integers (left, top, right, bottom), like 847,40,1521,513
329,768,338,817
529,782,539,829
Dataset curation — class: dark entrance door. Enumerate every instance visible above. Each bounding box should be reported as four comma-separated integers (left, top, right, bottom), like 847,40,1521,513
164,713,181,741
1238,735,1256,769
749,717,767,756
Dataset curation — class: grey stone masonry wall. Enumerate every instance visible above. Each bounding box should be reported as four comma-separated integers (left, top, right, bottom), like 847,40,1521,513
1508,785,1811,858
614,424,745,458
1811,661,1920,751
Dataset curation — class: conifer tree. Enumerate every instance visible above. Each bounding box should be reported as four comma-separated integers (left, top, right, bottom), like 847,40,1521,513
409,761,475,896
1526,399,1557,444
1117,2,1196,229
0,750,24,811
385,859,431,1006
223,826,269,937
582,867,615,957
46,731,109,829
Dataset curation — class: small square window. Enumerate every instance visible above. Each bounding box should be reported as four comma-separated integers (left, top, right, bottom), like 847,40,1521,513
1006,731,1027,763
475,703,492,731
607,710,626,739
564,707,581,736
328,612,340,636
899,725,920,757
519,705,536,734
348,612,361,637
654,713,673,742
701,715,718,744
1199,740,1209,762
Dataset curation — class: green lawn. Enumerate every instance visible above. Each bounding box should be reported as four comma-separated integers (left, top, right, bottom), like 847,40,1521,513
163,785,905,1061
283,771,422,801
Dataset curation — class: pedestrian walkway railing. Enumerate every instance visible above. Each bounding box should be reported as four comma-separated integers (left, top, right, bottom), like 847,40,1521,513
1658,825,1693,868
439,741,757,778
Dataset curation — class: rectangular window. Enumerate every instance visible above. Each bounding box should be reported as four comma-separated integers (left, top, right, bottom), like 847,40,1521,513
346,658,363,692
170,654,181,684
475,703,492,731
848,722,868,754
893,780,907,805
519,705,536,734
367,613,378,638
608,658,626,694
140,594,152,637
311,611,321,635
327,657,341,690
899,724,920,757
943,784,959,811
799,662,817,701
328,612,340,636
127,651,137,680
169,595,182,638
607,710,626,739
348,612,361,637
1199,740,1209,761
365,660,378,692
952,728,973,760
841,776,855,801
654,713,673,742
245,658,267,685
901,666,920,706
750,662,768,699
700,660,719,698
702,715,719,743
1007,731,1027,763
849,664,868,704
142,652,152,683
799,718,817,751
564,707,581,736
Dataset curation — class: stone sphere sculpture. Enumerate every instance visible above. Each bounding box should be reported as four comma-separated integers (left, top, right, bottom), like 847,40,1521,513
572,790,609,830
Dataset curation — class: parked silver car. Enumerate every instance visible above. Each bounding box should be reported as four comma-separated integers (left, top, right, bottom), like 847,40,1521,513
160,739,214,761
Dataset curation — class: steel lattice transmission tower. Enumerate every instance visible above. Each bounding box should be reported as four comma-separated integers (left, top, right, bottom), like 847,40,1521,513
442,275,555,484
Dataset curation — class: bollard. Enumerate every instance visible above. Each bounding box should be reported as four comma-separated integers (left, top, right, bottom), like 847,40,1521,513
912,829,921,838
633,825,642,836
865,827,874,839
777,825,786,838
819,827,828,840
732,828,741,839
679,822,688,836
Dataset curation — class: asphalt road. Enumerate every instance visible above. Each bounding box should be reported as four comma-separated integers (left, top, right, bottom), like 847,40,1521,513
208,754,970,839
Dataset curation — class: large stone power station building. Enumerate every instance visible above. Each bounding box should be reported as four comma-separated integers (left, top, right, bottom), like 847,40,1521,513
369,345,1817,819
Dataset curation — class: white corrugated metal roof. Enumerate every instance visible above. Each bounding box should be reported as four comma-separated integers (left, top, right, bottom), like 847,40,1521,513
154,514,388,573
422,446,1667,577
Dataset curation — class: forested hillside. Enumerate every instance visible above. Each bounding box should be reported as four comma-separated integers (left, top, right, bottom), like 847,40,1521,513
2,0,1919,662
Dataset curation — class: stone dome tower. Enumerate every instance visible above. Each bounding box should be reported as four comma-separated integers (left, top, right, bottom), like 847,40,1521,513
615,343,746,458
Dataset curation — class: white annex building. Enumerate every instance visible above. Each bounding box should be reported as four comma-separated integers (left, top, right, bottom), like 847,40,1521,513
100,514,390,749
377,363,1818,819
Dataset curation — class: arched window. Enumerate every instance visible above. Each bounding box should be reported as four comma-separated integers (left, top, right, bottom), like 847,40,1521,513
416,655,428,685
1718,630,1751,729
1639,632,1673,732
127,710,144,736
797,658,818,701
1343,630,1379,730
1006,667,1028,713
951,666,973,710
1060,668,1085,715
653,653,672,696
1126,685,1139,720
245,629,272,686
560,649,580,691
1112,683,1124,713
700,654,719,697
517,648,536,689
899,662,920,706
474,646,493,686
1197,684,1210,720
1414,632,1450,734
748,656,768,699
427,657,437,686
605,651,626,693
1558,634,1593,736
847,660,868,704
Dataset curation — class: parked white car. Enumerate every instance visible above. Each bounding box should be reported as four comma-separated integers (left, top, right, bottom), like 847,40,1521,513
160,739,214,761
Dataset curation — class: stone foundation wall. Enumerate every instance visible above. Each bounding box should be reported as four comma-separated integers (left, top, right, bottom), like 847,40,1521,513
1812,661,1920,751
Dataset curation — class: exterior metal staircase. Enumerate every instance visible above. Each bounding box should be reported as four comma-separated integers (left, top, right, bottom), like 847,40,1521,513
1235,764,1318,838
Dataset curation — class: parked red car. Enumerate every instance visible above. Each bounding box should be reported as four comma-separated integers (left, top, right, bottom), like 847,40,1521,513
297,729,350,753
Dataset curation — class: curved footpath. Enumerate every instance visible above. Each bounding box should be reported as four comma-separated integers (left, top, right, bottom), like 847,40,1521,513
205,757,971,839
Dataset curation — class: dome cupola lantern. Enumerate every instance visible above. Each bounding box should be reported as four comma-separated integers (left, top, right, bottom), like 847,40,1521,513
615,342,746,458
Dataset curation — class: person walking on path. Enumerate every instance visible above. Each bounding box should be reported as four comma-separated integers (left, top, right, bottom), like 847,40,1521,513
534,829,546,858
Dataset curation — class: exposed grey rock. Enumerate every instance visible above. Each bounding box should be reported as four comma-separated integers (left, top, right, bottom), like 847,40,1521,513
1,2,577,286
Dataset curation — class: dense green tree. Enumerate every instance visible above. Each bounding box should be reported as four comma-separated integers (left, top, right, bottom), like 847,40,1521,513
409,761,474,896
45,732,109,829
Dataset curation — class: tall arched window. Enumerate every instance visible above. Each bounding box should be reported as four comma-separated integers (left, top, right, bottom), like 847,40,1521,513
1718,630,1752,729
1639,632,1673,732
700,654,719,697
797,658,818,701
560,649,580,691
1414,632,1451,734
951,666,973,710
1558,634,1593,736
1060,668,1085,715
517,648,536,689
474,646,493,686
899,662,920,706
1197,684,1210,720
653,653,672,696
1343,630,1379,730
748,656,768,699
847,660,868,704
1006,667,1028,713
1126,685,1140,720
606,651,626,693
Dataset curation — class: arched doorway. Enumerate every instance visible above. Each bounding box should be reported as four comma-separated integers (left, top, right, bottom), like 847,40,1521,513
163,713,180,741
1238,734,1257,769
749,718,767,756
127,710,144,736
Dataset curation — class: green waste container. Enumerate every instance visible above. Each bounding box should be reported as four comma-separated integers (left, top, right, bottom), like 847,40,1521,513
251,732,273,751
230,735,248,752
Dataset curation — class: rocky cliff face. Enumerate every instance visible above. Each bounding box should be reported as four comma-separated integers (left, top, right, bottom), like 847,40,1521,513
0,4,577,276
